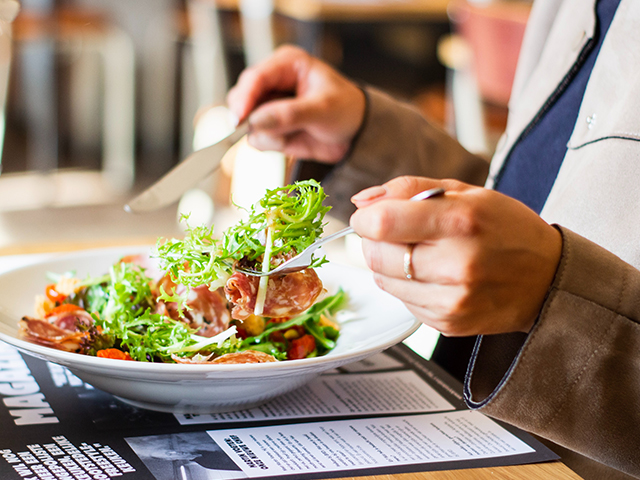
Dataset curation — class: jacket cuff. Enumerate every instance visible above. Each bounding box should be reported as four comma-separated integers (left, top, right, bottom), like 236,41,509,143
464,226,640,471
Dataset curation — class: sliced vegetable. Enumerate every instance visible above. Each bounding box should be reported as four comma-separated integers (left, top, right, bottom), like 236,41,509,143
45,284,66,304
96,349,133,360
45,303,85,318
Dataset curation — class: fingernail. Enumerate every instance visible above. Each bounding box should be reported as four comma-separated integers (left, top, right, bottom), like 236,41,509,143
351,186,387,204
228,110,240,128
249,109,279,130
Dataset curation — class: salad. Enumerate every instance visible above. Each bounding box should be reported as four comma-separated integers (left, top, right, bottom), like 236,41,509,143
19,180,346,364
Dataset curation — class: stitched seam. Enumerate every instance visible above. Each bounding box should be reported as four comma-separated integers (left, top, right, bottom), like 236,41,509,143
538,234,628,430
469,229,567,409
568,134,640,149
539,267,627,431
539,315,617,432
599,131,640,138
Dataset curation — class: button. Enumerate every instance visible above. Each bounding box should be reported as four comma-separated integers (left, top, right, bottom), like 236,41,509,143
586,113,597,129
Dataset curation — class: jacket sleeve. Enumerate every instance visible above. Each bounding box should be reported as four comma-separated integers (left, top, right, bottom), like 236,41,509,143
296,86,490,223
464,225,640,478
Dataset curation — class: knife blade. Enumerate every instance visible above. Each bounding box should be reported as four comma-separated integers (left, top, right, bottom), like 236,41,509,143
125,122,250,213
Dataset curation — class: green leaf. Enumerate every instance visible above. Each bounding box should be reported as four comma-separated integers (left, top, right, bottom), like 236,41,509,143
154,180,332,316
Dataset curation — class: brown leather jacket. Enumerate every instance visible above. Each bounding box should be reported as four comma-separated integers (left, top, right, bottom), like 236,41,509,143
314,0,640,478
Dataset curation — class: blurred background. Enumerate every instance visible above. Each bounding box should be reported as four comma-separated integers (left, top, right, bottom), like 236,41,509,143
0,0,531,254
0,0,532,359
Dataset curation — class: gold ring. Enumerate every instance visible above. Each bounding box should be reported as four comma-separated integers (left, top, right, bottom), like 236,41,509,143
403,244,415,280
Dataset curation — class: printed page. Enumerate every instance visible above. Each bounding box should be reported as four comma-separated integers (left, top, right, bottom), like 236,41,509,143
200,411,535,478
338,352,405,372
176,370,454,425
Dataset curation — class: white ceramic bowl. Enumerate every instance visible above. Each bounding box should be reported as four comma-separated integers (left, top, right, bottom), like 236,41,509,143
0,247,420,414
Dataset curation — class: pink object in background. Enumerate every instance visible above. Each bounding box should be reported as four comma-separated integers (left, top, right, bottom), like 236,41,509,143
450,0,531,106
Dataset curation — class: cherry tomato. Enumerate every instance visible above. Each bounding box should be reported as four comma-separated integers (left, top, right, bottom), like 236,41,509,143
96,349,133,361
287,334,316,360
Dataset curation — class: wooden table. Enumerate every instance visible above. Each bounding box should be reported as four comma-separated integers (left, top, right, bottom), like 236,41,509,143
0,239,583,480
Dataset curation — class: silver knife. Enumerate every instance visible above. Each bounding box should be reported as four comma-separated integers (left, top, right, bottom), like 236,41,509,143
125,122,250,213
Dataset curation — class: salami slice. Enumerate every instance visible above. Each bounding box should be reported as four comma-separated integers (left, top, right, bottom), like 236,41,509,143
19,317,87,352
154,276,232,338
211,350,277,364
171,350,276,364
225,269,324,320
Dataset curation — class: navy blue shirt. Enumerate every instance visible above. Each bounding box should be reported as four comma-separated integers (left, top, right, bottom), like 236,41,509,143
494,0,621,214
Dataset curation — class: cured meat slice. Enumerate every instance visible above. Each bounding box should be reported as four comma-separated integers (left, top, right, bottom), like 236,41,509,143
171,353,214,364
185,285,231,337
19,317,88,352
171,350,276,364
225,268,324,320
120,254,165,282
45,306,94,331
211,350,276,364
154,279,231,338
155,271,185,298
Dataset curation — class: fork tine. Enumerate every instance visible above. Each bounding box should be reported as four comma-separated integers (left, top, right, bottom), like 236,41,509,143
237,226,354,276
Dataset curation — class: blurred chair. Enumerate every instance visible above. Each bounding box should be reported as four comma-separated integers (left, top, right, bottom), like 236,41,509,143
438,0,530,155
183,0,284,214
180,0,229,161
0,0,19,171
181,0,276,159
239,0,275,66
11,4,135,194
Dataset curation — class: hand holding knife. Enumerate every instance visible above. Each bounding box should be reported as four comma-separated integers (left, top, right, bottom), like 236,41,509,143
124,90,296,214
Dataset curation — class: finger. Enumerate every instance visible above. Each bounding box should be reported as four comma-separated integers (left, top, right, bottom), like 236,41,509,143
401,302,471,337
402,293,523,337
349,185,388,205
361,238,471,282
247,129,348,161
227,45,310,122
281,130,349,162
351,176,458,208
370,273,472,336
248,131,286,152
351,191,469,243
248,96,322,134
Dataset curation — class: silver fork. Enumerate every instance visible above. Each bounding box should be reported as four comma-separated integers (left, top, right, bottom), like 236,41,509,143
235,187,446,277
